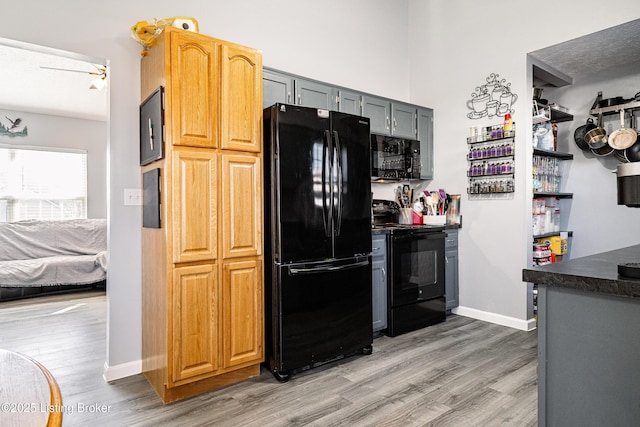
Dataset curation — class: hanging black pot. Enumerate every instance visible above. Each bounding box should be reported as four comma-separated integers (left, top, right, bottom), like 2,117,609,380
573,118,596,151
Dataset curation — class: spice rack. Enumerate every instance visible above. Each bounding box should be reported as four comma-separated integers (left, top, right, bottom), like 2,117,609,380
467,129,515,197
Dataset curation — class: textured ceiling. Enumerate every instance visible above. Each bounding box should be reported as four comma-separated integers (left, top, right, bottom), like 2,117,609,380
0,42,107,122
529,18,640,85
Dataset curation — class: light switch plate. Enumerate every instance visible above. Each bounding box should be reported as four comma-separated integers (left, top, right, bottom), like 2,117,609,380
124,188,142,206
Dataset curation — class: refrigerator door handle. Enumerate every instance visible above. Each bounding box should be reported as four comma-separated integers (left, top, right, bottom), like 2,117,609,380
322,130,333,237
332,130,343,236
288,259,370,276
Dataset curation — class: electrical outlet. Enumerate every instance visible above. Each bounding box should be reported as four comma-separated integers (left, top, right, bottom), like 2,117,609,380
124,188,142,206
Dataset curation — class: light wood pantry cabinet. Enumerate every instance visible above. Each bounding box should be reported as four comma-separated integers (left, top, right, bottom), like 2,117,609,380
140,27,264,404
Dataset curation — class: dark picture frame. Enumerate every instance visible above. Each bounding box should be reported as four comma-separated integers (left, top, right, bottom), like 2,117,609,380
139,86,164,166
143,168,161,228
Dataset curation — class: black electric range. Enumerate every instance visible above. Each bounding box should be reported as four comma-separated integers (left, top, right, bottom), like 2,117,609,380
374,223,447,336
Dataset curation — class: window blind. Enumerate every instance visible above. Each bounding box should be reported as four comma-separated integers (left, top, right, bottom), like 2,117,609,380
0,146,87,222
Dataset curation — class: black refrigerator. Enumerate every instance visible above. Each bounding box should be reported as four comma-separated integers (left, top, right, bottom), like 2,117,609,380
263,103,373,382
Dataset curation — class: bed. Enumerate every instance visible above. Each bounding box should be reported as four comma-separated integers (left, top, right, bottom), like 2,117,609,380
0,219,107,301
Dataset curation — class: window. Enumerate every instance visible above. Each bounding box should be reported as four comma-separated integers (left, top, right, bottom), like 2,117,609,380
0,146,87,222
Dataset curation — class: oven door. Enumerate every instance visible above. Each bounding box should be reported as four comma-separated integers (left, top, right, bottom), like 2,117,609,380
390,231,445,307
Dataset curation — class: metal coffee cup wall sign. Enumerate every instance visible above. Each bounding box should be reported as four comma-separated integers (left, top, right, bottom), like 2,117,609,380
467,73,518,120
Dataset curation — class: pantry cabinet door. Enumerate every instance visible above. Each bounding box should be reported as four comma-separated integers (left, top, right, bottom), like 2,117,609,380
220,43,262,152
172,149,217,263
221,154,262,259
222,260,263,368
169,30,219,148
170,264,219,384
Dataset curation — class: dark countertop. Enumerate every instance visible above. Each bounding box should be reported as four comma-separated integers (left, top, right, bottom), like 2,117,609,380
522,244,640,300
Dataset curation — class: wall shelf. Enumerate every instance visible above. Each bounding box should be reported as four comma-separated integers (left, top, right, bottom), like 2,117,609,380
533,192,573,199
534,231,574,240
533,104,574,124
467,130,515,196
533,148,573,160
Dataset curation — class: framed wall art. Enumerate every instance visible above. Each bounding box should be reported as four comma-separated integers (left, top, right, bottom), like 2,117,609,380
139,86,164,166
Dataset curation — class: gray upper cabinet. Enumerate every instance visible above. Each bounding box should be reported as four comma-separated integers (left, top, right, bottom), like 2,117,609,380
417,107,434,180
362,95,391,135
334,88,362,116
363,96,418,139
391,102,418,139
294,78,334,110
262,68,436,179
263,69,293,108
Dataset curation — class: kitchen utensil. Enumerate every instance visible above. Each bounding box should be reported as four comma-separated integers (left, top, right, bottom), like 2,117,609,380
585,113,608,149
608,109,637,150
425,195,434,215
573,118,596,151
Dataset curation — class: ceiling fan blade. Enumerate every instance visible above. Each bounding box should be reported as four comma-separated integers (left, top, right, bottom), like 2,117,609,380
40,65,103,76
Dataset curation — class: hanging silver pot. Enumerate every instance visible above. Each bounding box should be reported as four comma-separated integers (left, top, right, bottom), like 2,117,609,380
585,113,608,149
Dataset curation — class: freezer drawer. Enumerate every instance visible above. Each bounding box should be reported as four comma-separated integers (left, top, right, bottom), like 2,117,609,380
267,256,373,381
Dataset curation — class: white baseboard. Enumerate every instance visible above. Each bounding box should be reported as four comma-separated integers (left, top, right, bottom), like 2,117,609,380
452,306,537,331
103,359,142,382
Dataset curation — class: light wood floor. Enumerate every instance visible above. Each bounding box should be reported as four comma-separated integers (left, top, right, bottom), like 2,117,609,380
0,292,537,426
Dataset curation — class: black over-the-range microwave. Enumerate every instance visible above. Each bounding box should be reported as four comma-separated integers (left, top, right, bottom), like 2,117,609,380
370,134,421,180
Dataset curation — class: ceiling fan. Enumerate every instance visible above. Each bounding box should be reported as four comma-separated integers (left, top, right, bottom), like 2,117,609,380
40,64,107,90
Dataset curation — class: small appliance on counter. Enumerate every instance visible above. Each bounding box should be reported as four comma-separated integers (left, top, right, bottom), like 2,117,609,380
372,199,400,225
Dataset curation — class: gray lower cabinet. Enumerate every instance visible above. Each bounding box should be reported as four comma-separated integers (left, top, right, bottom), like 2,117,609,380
445,229,459,311
418,107,434,179
371,234,388,334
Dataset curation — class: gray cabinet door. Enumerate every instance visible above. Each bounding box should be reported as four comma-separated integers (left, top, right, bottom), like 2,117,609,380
335,88,362,116
445,230,459,311
418,107,434,179
294,78,334,110
391,102,417,139
263,69,293,108
362,95,390,135
372,258,387,333
371,234,387,333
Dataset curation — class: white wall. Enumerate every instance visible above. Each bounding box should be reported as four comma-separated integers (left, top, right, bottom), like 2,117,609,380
408,0,640,328
0,0,411,377
0,109,107,219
